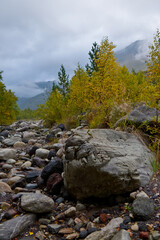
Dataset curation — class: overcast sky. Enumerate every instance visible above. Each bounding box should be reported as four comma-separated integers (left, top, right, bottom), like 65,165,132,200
0,0,160,97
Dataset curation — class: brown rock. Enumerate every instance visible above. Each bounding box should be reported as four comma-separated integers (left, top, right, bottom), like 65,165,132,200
0,182,12,193
59,228,75,234
139,231,149,239
99,213,110,223
46,173,63,194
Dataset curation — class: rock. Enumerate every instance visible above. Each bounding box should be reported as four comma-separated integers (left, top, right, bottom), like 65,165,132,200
139,231,149,239
1,202,11,210
35,231,46,240
79,230,88,238
115,105,160,127
14,141,26,149
0,130,9,137
21,161,32,170
48,149,57,160
136,191,149,199
111,229,131,240
46,173,63,194
150,231,160,240
131,223,139,232
0,182,12,193
64,207,76,217
23,131,35,139
3,209,17,219
26,183,38,189
58,227,75,234
57,123,65,131
48,224,62,234
85,217,123,240
41,157,63,181
28,146,39,156
21,193,54,213
36,148,49,159
8,176,22,185
2,137,21,146
6,159,16,164
0,213,36,240
2,163,13,170
76,203,86,211
66,232,79,239
100,213,109,223
64,129,153,199
0,148,16,161
32,156,46,168
132,197,154,220
26,171,41,183
0,172,7,178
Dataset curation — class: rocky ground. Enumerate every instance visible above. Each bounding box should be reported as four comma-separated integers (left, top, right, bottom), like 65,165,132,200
0,120,159,240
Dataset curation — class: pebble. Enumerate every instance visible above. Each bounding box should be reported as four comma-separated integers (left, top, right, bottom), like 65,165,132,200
131,223,139,232
64,207,76,217
139,231,149,239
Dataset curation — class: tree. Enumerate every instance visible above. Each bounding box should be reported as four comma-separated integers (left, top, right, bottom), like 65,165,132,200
0,71,18,125
85,42,99,76
146,29,160,106
57,65,69,97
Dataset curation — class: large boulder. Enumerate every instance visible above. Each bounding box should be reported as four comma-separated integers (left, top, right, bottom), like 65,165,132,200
63,129,154,199
115,105,160,127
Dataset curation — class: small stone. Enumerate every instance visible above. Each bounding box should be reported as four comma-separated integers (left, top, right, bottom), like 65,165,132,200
99,213,109,223
39,218,51,225
35,231,46,240
6,159,16,164
8,176,22,185
151,230,160,240
25,183,38,189
79,230,88,238
21,161,32,170
1,202,11,210
2,164,13,170
112,229,131,240
0,182,12,193
36,148,49,159
3,208,18,219
76,203,86,211
64,207,76,218
0,149,16,161
66,232,79,239
59,228,75,234
136,191,149,199
68,218,75,226
14,141,26,149
130,191,137,200
132,197,154,220
131,223,139,232
0,172,7,178
139,231,149,239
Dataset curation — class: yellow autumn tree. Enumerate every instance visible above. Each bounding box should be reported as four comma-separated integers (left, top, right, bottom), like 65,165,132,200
0,72,18,125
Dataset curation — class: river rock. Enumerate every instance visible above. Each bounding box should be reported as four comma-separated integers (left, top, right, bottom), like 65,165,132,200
63,129,153,199
0,148,16,161
35,148,49,159
115,105,160,127
111,229,131,240
41,157,63,181
132,197,154,220
23,131,35,139
21,193,54,213
14,141,26,149
0,213,36,240
2,137,21,146
0,182,12,193
85,217,123,240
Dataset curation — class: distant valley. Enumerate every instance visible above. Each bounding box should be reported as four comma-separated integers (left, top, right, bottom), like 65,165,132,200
17,40,149,110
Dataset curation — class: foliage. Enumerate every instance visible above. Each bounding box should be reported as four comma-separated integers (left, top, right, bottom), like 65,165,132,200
85,42,99,76
146,29,160,107
17,108,38,120
57,65,69,97
0,72,18,125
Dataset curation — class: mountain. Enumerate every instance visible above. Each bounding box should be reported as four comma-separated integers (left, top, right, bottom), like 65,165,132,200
17,81,54,110
115,40,149,72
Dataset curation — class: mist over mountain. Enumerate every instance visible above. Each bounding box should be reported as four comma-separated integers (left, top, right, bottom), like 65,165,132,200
17,40,149,110
115,39,149,72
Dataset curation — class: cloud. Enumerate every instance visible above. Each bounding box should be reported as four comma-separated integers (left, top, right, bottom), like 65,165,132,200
0,0,160,97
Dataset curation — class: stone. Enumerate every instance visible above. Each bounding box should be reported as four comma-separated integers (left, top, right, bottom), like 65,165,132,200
85,217,123,240
0,130,9,137
64,129,153,199
150,231,160,240
35,148,49,159
2,164,13,170
76,203,86,211
64,207,76,217
57,123,65,131
26,171,41,183
3,209,17,219
2,137,21,146
6,159,16,164
32,156,46,168
25,183,38,189
136,191,149,199
100,213,109,223
111,229,131,240
115,105,160,127
14,141,26,149
0,182,12,193
23,131,35,139
46,173,63,194
132,197,154,220
1,202,11,210
35,231,46,240
41,157,63,181
66,233,79,239
131,223,139,232
8,176,22,185
0,213,36,240
0,172,7,178
139,231,149,239
56,147,64,158
21,193,54,213
48,224,62,234
58,228,75,234
48,149,57,160
79,230,88,239
21,161,32,170
27,146,39,157
0,148,16,161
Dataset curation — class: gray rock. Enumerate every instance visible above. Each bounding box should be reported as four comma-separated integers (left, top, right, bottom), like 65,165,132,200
64,129,153,199
21,193,54,213
0,213,36,240
85,217,123,240
2,137,21,146
111,229,131,240
0,148,16,161
35,148,49,159
2,164,13,170
132,197,154,220
115,105,160,126
23,131,35,139
48,224,62,234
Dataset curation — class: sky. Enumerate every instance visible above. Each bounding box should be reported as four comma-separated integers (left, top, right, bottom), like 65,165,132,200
0,0,160,97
